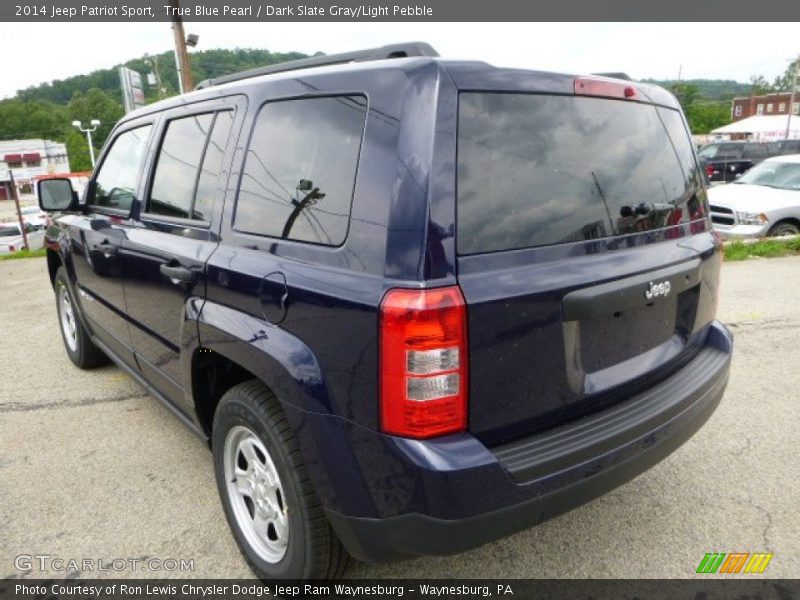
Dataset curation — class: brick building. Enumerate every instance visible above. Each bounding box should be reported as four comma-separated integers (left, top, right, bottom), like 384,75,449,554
731,92,800,122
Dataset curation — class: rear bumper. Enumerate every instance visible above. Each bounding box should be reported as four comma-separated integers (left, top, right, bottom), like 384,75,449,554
322,321,732,562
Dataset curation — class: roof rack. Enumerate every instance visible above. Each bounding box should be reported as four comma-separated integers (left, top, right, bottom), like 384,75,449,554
195,42,439,90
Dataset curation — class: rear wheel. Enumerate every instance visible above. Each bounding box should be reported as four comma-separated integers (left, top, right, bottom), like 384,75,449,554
54,267,108,369
768,221,800,237
212,380,348,579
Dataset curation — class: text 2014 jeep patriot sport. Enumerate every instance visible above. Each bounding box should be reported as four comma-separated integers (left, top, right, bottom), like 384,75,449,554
38,43,732,579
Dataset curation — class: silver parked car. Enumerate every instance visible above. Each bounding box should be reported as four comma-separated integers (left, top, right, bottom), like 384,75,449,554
708,154,800,239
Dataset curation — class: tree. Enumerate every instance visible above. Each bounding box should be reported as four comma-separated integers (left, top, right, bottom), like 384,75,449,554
67,88,124,163
671,82,700,107
749,74,774,95
683,102,731,134
772,60,799,92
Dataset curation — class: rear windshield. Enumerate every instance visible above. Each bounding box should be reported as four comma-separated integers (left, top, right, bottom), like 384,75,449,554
457,93,705,255
0,225,21,236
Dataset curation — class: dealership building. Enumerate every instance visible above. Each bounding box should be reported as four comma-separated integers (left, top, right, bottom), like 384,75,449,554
0,139,70,199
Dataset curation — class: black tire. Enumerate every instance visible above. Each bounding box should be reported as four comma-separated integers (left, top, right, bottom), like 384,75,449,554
768,221,800,237
212,380,348,580
54,267,109,369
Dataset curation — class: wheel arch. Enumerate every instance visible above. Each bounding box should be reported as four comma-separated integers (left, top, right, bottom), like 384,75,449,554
769,216,800,233
189,300,331,438
46,248,61,287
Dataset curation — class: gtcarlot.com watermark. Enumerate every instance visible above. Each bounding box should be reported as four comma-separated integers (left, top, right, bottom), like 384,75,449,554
14,554,195,573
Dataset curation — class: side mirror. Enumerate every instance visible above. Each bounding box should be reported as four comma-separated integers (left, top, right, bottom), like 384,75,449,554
38,178,78,212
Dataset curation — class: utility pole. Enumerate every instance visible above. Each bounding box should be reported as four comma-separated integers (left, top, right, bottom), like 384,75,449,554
9,171,30,251
170,0,193,94
784,55,799,141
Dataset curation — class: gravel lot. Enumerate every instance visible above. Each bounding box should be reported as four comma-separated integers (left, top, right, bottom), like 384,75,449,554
1,255,798,579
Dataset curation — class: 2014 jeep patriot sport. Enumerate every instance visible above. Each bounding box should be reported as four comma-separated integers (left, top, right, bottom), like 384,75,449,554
38,43,732,580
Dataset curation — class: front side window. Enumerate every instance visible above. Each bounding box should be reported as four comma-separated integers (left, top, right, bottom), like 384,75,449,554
90,125,152,211
235,95,367,246
716,143,744,159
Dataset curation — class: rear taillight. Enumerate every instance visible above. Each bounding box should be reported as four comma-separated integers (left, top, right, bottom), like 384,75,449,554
706,164,715,179
574,77,637,99
380,286,468,439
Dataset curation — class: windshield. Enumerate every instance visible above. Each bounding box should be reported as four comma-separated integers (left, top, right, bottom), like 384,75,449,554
0,225,21,236
457,93,705,254
697,145,720,159
737,161,800,190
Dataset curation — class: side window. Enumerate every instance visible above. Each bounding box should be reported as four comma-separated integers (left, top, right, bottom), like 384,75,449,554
194,111,234,221
235,95,367,246
90,125,152,211
717,144,743,159
148,111,234,222
743,144,767,159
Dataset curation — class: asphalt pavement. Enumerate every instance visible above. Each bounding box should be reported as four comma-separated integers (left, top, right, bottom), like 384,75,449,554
1,255,798,579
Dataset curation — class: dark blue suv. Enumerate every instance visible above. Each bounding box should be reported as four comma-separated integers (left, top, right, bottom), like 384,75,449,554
38,43,732,579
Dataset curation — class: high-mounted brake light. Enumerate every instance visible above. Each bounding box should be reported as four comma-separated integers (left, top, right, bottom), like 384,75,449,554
380,286,468,439
574,77,637,99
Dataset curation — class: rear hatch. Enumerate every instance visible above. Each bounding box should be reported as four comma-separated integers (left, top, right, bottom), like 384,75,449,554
455,83,720,446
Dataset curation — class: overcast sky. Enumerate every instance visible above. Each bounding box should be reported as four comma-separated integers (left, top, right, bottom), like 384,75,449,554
1,22,797,99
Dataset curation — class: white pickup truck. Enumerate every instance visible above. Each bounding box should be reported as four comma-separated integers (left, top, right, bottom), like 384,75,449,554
0,221,46,254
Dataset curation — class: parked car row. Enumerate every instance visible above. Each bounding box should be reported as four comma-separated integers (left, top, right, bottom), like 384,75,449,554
698,139,800,184
708,154,800,240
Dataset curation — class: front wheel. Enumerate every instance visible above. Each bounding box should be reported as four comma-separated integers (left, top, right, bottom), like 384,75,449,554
54,267,108,369
212,380,348,579
768,221,800,237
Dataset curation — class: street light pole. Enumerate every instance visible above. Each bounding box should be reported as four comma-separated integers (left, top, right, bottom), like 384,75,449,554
72,119,101,168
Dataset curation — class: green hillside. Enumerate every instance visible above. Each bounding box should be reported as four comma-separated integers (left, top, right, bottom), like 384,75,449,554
15,48,309,106
1,48,309,171
641,78,753,101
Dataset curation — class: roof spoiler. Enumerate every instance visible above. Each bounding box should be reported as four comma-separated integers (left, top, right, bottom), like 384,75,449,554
591,72,633,81
195,42,439,90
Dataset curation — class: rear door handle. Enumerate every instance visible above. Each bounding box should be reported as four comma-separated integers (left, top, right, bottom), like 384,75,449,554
159,263,194,283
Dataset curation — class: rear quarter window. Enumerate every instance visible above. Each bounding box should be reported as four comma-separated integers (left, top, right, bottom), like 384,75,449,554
234,95,367,246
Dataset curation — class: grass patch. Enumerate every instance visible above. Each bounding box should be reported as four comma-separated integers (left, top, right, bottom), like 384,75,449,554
0,247,47,261
724,237,800,261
